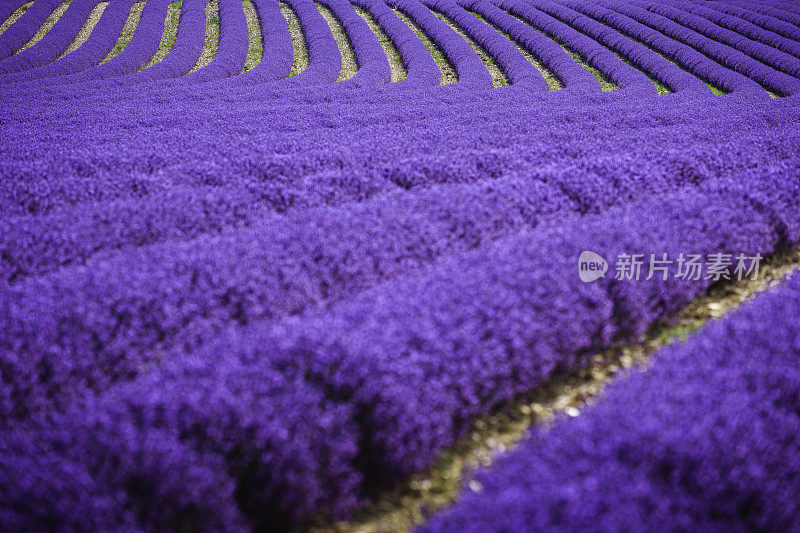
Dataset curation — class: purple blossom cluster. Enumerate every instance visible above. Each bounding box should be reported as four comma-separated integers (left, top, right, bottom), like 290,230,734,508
1,0,800,528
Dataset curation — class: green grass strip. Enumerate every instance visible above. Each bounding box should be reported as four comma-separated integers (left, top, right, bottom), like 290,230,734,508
432,9,508,87
189,0,219,73
316,3,357,81
392,7,457,85
101,0,145,64
280,3,307,77
140,0,182,70
18,0,73,54
353,5,406,83
242,0,262,72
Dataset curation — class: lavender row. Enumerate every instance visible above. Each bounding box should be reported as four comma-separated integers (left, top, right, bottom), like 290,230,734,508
533,0,667,93
227,0,293,84
233,167,799,482
2,0,797,93
0,0,31,31
593,0,765,95
276,0,341,87
2,124,794,286
319,0,392,86
4,83,792,223
714,1,800,43
0,69,786,136
735,1,800,30
772,0,800,15
423,256,800,532
0,365,361,529
2,166,798,527
0,92,639,214
61,0,170,81
0,88,793,219
573,0,754,94
134,0,207,82
33,0,220,88
10,0,259,91
353,0,442,87
389,0,494,87
1,0,796,93
181,0,249,83
0,66,793,183
559,0,716,94
677,1,800,60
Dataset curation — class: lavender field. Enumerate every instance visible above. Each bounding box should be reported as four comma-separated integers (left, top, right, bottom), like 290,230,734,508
1,0,799,530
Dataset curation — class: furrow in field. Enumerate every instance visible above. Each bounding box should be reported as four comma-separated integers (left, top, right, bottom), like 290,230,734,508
16,0,74,54
242,0,262,71
99,0,146,64
140,0,182,70
317,2,358,81
57,0,108,58
188,0,220,72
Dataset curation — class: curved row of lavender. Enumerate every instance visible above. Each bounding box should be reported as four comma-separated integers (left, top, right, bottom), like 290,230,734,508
1,0,800,528
422,260,800,532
